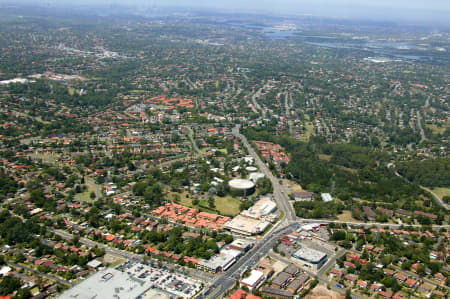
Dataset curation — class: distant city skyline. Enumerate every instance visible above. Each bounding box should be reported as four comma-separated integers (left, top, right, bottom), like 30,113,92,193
3,0,450,26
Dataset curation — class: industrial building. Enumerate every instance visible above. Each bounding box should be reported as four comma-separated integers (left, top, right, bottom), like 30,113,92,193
292,246,328,270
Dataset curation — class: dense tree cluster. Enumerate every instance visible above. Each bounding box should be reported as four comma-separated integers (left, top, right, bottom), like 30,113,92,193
140,226,233,260
244,128,443,218
0,172,17,200
0,210,42,245
397,158,450,187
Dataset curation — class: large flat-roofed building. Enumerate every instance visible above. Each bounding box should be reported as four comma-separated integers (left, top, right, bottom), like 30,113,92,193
197,253,236,272
58,268,153,299
224,215,270,236
229,239,253,252
292,246,328,270
241,196,277,220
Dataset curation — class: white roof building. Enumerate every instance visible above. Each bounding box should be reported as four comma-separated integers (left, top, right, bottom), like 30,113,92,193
321,193,333,202
241,270,265,290
198,253,236,272
0,266,11,276
249,172,265,183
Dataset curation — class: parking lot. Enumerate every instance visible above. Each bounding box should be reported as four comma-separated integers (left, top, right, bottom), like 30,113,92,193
117,260,203,299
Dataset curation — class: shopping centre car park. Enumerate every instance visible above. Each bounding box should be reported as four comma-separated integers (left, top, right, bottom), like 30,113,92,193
115,260,203,298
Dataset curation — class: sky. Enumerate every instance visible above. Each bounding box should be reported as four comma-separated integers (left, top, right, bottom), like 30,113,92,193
4,0,450,25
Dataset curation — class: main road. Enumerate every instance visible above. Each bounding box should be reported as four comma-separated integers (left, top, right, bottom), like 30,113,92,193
204,223,299,299
232,125,297,222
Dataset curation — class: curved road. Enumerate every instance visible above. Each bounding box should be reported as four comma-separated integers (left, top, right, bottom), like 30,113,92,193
395,171,448,211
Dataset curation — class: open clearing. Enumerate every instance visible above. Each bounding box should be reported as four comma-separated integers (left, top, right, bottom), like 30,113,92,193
427,123,448,135
75,184,98,203
337,210,359,222
431,187,450,200
172,191,241,216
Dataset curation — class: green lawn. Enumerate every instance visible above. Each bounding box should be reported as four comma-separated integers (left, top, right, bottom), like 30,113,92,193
301,116,315,142
172,192,241,216
431,187,450,200
75,184,98,203
214,196,241,216
427,124,448,135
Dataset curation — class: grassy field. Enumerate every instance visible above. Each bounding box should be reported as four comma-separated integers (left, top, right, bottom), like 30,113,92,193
281,179,304,193
336,165,358,174
214,196,241,216
75,184,98,203
172,192,241,216
300,114,315,142
103,253,126,268
318,154,332,161
427,124,448,135
301,122,315,142
431,187,450,200
337,210,359,222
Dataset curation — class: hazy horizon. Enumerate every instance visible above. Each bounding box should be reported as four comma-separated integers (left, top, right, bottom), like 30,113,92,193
2,0,450,26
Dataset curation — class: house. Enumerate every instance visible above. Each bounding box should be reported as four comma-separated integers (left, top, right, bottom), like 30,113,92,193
330,268,344,279
363,245,374,252
379,291,393,299
405,278,418,288
231,289,247,299
419,283,432,293
345,274,357,285
414,211,437,220
348,253,360,261
371,284,382,292
384,269,394,276
344,261,356,269
395,209,412,217
393,293,405,299
434,272,447,284
394,273,407,282
357,280,368,289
